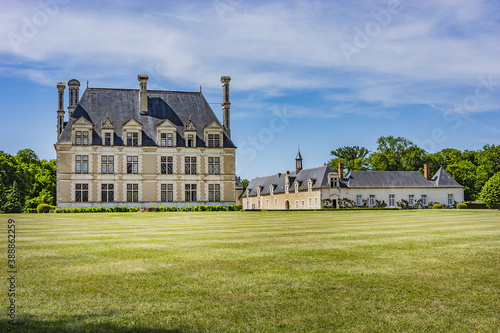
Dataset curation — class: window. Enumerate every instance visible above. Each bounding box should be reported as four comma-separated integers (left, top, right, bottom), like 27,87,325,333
185,157,196,174
256,187,261,197
270,185,274,196
104,133,111,146
127,184,138,202
409,195,414,206
101,184,114,202
315,197,318,207
208,184,220,201
167,133,173,147
127,132,139,146
160,133,166,147
161,184,173,202
187,134,194,147
356,195,362,206
308,180,312,191
421,195,427,206
127,156,138,174
275,198,278,208
75,184,88,202
301,200,305,208
75,131,89,145
309,197,312,208
208,134,220,148
208,157,220,175
389,195,395,207
369,195,375,206
101,156,114,174
448,194,453,206
295,200,299,209
258,200,260,209
295,182,299,193
330,177,338,187
266,199,269,208
75,155,88,174
285,185,289,194
185,184,197,202
161,156,173,174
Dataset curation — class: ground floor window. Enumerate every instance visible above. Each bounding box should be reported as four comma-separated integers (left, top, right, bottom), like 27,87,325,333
101,184,114,202
208,184,220,201
389,194,395,207
315,197,318,207
75,183,88,202
301,200,305,208
356,195,362,206
295,200,299,209
421,195,427,206
369,195,375,206
185,184,197,202
275,198,278,208
127,184,138,202
266,199,269,208
409,195,414,206
161,184,173,202
448,194,453,206
309,197,312,208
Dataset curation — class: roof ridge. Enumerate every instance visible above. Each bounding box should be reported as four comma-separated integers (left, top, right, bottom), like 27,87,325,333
87,87,202,95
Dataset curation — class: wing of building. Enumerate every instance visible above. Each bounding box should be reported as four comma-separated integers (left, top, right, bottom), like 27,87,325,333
242,150,464,209
54,75,243,208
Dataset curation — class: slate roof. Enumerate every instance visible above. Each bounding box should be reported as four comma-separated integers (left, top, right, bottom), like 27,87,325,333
245,166,463,197
56,88,236,148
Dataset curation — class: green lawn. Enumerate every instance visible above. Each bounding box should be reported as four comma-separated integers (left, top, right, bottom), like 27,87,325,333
1,210,499,332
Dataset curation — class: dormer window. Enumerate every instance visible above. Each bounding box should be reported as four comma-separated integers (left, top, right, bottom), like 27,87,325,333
270,185,274,196
101,117,114,146
104,133,111,146
75,131,89,145
208,134,220,148
122,119,143,147
294,182,299,193
127,132,139,146
307,179,313,192
328,172,339,188
187,134,195,147
257,186,261,197
285,185,289,194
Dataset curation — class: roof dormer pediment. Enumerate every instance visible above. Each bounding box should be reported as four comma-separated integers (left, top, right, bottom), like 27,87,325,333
157,119,177,129
122,118,143,127
185,117,196,131
204,120,223,129
102,117,114,129
72,116,93,126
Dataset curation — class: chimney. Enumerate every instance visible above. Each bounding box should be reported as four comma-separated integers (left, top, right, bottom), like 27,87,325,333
67,79,80,118
138,74,149,115
221,76,231,138
338,163,344,179
57,82,65,137
424,164,430,180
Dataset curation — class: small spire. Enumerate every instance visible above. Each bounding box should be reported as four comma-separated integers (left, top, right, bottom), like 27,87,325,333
87,80,89,88
200,85,202,93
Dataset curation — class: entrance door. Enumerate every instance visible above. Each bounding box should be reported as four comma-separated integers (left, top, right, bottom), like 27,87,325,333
284,200,290,209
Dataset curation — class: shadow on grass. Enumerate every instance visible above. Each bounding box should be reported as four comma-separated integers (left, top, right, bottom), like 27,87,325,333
2,313,187,333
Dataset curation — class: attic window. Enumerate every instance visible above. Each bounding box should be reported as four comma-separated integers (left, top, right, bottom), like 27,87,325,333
294,182,299,193
270,185,274,196
75,131,89,145
187,135,194,147
307,180,312,192
330,177,338,188
208,134,220,148
104,133,111,146
127,132,139,146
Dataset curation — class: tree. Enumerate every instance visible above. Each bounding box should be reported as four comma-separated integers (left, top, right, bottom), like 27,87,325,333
446,160,478,201
3,181,22,213
327,146,370,173
370,136,427,171
240,179,250,188
0,176,6,213
15,148,39,165
480,172,500,208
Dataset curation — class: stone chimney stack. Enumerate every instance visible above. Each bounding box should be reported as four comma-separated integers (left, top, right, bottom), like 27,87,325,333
138,75,149,115
57,82,66,138
221,76,231,138
67,79,80,118
338,163,344,179
424,164,430,180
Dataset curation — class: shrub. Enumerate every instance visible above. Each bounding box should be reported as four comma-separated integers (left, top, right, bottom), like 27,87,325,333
184,206,192,212
375,200,387,208
95,206,106,212
63,208,72,213
432,203,442,209
55,208,62,213
26,208,38,214
71,208,81,213
37,203,51,214
397,199,410,210
129,207,139,212
456,203,467,209
480,172,500,209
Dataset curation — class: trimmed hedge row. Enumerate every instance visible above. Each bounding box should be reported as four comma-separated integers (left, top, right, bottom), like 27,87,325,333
52,205,243,213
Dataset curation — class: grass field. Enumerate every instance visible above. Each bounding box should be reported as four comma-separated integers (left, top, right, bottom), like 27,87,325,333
1,210,499,332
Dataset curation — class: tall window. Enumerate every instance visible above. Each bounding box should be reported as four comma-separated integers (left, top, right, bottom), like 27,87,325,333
75,131,89,145
185,184,197,202
160,133,166,147
208,157,220,175
409,195,415,206
266,199,269,208
127,132,139,146
161,156,173,174
275,198,278,208
101,184,114,202
315,197,318,207
448,194,453,206
369,195,375,206
309,197,312,208
301,200,305,208
127,184,138,202
75,184,88,202
75,155,88,174
101,156,114,174
160,133,173,147
208,184,220,201
208,134,220,148
161,184,173,202
187,134,194,147
185,157,196,174
389,195,395,207
356,195,362,206
421,195,427,206
104,133,111,146
295,200,299,209
127,156,138,174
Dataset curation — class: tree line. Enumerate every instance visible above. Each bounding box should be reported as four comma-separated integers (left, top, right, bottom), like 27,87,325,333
326,136,500,202
0,149,56,213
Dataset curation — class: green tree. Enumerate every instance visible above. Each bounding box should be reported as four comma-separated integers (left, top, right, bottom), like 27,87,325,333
370,136,427,171
327,146,370,173
3,181,22,213
0,177,6,213
446,160,478,201
240,179,250,188
480,172,500,208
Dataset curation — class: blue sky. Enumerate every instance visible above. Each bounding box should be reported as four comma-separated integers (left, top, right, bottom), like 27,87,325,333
0,0,499,180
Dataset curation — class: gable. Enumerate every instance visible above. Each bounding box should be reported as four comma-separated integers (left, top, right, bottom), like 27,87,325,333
204,120,223,129
72,116,93,126
156,119,177,129
122,118,143,127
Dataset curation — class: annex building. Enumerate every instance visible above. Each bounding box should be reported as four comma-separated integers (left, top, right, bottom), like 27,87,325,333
241,151,464,210
54,75,243,208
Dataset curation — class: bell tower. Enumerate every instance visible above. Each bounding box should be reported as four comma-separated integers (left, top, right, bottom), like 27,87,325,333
296,148,303,174
56,82,66,138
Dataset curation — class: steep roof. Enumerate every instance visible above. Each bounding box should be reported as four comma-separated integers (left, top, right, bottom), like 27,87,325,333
430,167,463,187
345,171,437,188
56,88,236,148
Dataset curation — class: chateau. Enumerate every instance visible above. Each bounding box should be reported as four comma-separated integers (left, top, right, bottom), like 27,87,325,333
54,75,242,208
241,151,464,209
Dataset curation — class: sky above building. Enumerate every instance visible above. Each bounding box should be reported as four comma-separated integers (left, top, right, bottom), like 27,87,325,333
0,0,499,180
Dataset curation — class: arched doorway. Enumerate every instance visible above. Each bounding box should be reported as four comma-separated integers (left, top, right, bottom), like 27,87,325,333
284,200,290,209
330,194,340,208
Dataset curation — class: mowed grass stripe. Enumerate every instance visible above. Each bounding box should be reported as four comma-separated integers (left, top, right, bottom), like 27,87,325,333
1,210,499,332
